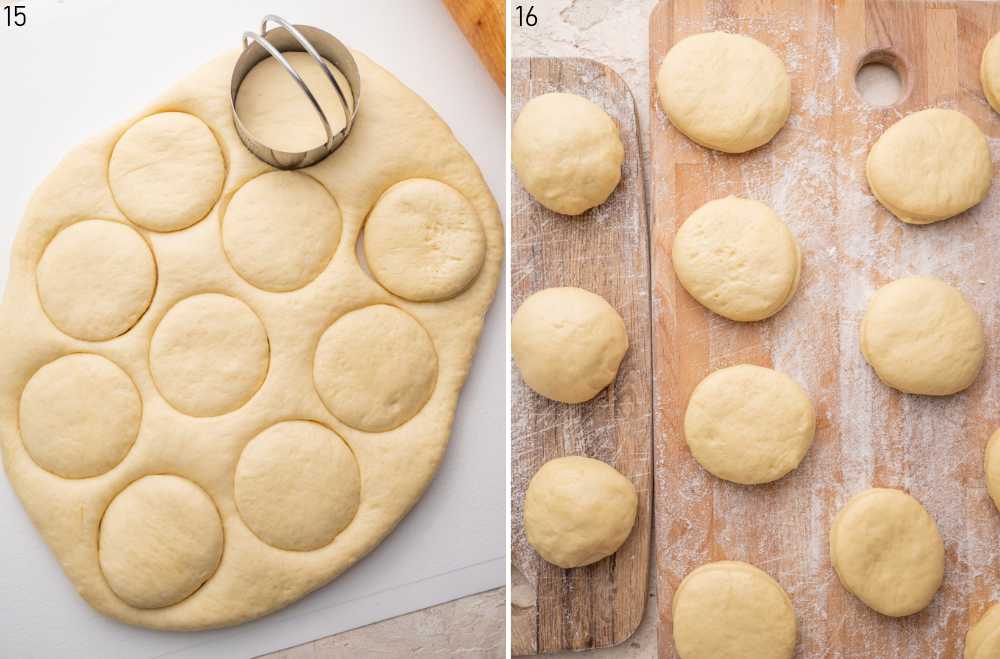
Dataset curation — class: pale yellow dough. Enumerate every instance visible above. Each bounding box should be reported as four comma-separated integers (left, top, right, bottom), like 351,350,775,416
866,108,992,224
511,92,623,216
523,456,637,569
684,364,815,485
830,488,944,617
672,196,801,321
672,561,796,659
985,429,1000,513
982,32,1000,115
511,287,628,404
860,276,985,396
656,31,791,153
966,603,1000,659
0,48,502,630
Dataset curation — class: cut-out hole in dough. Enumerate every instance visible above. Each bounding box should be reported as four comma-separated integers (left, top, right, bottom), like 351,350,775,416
235,420,360,551
19,354,141,478
98,475,223,609
223,171,342,291
36,220,156,342
363,179,486,302
314,304,438,432
109,112,225,232
150,293,269,417
855,50,907,108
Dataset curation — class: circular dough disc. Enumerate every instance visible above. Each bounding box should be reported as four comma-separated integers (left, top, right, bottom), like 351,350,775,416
672,196,801,321
99,475,223,609
830,488,944,617
656,31,791,153
866,108,992,224
672,561,797,659
860,276,985,396
684,364,815,485
966,602,1000,659
36,220,156,341
364,178,486,301
109,112,225,232
511,287,628,404
511,92,624,216
982,32,1000,115
19,354,141,478
523,456,637,569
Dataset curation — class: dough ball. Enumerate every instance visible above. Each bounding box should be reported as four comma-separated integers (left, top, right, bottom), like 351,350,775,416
672,196,801,321
511,287,628,404
982,32,1000,115
364,178,486,301
967,603,1000,659
656,32,791,153
830,488,944,617
223,171,342,291
99,475,223,609
976,628,1000,659
860,276,985,396
672,561,796,659
109,112,225,232
866,109,992,224
235,52,353,154
684,364,815,485
19,354,140,479
36,220,156,342
523,456,637,568
985,429,1000,514
511,93,623,216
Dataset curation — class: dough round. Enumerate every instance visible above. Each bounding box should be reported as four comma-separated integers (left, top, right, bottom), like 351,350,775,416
235,421,360,551
523,456,637,569
109,112,225,232
866,109,992,224
976,628,1000,659
223,171,342,291
672,561,796,659
860,276,985,396
684,364,814,485
19,354,140,478
985,429,1000,514
656,32,791,153
966,603,1000,659
982,32,1000,115
672,196,801,321
364,178,486,301
36,220,156,341
150,294,269,417
314,304,437,432
235,52,353,154
511,93,623,216
99,475,223,609
511,287,628,404
830,488,944,617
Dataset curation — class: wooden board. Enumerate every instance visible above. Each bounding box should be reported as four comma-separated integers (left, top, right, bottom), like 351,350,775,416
510,57,653,655
650,1,1000,657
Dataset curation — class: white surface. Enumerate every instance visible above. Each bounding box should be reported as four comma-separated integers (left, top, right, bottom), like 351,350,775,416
0,1,505,657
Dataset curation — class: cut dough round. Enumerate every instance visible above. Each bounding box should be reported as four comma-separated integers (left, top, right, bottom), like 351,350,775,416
985,429,1000,513
235,52,353,154
966,603,1000,659
314,304,437,432
672,196,801,321
523,456,637,569
860,276,984,396
150,294,269,417
19,354,140,478
36,220,156,341
866,109,992,224
656,32,791,153
684,364,814,485
223,171,342,291
672,561,796,659
830,488,944,617
109,112,225,232
982,32,1000,115
364,178,486,301
511,92,623,216
235,421,360,551
99,475,223,609
976,628,1000,659
511,287,628,404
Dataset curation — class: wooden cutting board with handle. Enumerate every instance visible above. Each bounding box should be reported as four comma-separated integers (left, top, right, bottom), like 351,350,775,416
510,57,653,655
650,1,1000,657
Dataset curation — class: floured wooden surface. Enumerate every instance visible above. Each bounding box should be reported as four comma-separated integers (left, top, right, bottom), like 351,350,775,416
650,1,1000,657
511,57,653,655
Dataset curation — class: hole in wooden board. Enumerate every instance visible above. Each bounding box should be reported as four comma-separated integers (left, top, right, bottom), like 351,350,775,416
855,50,907,107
